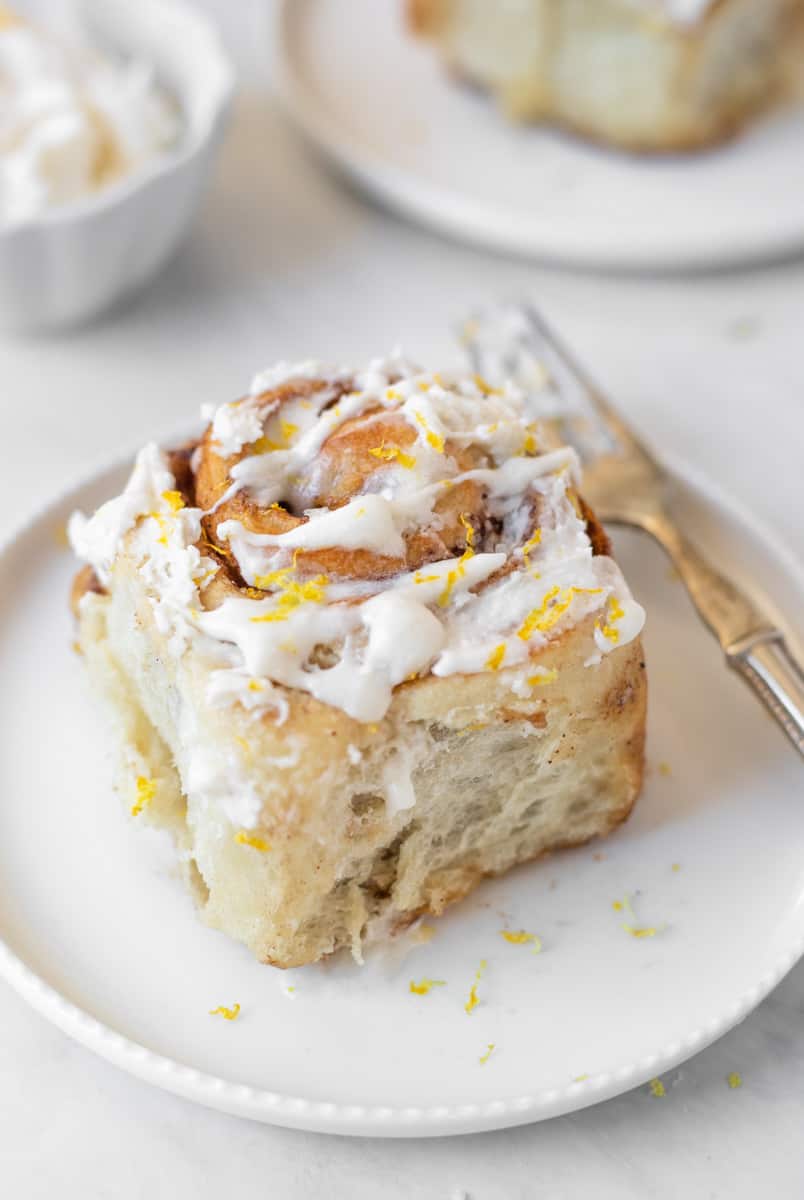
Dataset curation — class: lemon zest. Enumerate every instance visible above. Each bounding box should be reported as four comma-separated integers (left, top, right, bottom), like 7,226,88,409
414,572,440,584
485,644,506,671
248,679,265,692
522,528,542,566
147,512,170,546
414,410,445,453
649,1078,665,1098
479,1043,495,1065
500,930,542,952
131,776,156,817
250,435,281,454
202,537,234,561
369,444,416,469
615,893,660,938
574,1074,589,1083
658,761,672,777
672,862,681,872
209,1004,240,1021
517,586,602,641
727,1072,743,1090
437,515,476,608
473,373,503,397
598,595,626,644
464,959,487,1015
251,420,298,455
234,831,271,852
527,668,558,688
161,490,185,513
568,490,584,520
250,571,328,623
458,513,475,549
409,978,445,996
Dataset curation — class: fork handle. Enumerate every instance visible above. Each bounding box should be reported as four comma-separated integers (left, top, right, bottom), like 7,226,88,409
727,636,804,757
646,515,804,758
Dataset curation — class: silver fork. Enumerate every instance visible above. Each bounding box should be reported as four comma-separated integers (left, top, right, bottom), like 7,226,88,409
461,303,804,759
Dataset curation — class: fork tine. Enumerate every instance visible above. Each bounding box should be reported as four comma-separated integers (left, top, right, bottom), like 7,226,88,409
460,302,654,467
517,305,659,464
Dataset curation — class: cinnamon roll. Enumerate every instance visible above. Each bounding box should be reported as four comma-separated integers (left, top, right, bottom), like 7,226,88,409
69,353,646,967
408,0,804,153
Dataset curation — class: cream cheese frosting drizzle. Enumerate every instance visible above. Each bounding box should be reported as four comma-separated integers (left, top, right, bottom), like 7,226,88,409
70,355,645,724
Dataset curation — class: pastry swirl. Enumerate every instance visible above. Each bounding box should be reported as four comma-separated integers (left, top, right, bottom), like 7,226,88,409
71,354,644,724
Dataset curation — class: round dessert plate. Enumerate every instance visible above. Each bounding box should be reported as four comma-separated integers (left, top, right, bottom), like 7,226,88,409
275,0,804,270
0,456,802,1137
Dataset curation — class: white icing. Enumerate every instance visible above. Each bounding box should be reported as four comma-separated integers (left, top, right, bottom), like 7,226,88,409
71,357,646,735
219,494,406,563
183,742,265,831
205,668,290,725
68,442,174,584
0,21,180,227
206,397,266,458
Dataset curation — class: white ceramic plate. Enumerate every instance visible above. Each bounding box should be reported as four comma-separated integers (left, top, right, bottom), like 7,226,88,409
0,455,802,1138
275,0,804,270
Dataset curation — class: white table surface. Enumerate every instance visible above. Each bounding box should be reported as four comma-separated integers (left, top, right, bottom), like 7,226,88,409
1,2,803,1196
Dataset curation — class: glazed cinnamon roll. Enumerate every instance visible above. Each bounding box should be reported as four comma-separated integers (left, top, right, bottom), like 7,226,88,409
69,354,646,967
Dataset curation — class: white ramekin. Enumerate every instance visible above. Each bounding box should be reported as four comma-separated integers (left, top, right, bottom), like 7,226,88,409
0,0,235,333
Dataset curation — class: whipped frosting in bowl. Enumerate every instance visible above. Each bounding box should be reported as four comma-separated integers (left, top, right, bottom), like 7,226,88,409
0,0,234,330
0,6,180,228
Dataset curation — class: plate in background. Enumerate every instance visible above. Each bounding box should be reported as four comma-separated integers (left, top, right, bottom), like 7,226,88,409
0,455,802,1136
275,0,804,270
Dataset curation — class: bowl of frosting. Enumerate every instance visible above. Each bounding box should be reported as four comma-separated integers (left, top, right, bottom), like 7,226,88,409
0,0,234,331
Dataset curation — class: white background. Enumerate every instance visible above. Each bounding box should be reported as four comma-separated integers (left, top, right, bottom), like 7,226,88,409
1,2,803,1196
